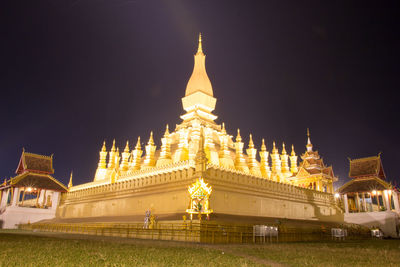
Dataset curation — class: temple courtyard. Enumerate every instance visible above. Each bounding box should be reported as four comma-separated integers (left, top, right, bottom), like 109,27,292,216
0,230,399,267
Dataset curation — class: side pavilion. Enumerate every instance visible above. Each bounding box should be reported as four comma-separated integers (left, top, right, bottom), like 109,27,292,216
0,150,67,229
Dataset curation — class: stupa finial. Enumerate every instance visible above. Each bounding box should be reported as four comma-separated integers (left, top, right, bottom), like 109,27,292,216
197,33,203,54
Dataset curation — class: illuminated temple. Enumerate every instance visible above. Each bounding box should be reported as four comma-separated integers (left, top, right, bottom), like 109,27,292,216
55,35,342,223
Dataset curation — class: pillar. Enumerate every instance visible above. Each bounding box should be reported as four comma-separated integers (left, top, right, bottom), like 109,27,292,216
383,190,390,211
355,192,360,212
362,193,367,212
11,187,19,207
0,189,10,209
343,194,349,214
51,192,60,210
393,191,400,212
376,192,380,211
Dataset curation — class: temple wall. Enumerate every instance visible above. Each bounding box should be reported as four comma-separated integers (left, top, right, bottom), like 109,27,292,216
57,164,343,223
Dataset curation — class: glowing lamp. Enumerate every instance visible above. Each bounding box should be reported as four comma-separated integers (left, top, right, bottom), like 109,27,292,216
334,193,340,198
26,187,32,192
372,190,377,195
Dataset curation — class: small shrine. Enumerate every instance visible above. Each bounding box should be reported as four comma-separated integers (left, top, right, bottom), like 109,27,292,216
186,177,213,220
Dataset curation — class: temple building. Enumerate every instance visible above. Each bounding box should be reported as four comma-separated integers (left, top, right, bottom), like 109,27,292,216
338,155,400,237
0,150,67,228
55,35,341,223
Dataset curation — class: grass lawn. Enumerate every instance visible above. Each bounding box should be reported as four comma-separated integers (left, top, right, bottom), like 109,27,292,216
0,230,399,267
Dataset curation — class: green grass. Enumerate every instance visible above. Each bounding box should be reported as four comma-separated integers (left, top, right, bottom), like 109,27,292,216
0,230,399,267
0,231,260,267
228,239,400,267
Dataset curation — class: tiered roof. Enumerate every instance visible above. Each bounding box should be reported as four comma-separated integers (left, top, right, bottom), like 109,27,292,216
348,155,385,180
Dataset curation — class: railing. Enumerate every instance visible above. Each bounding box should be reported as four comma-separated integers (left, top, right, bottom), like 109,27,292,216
18,221,371,243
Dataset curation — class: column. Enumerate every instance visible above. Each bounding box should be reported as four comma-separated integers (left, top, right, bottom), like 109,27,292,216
383,190,390,211
393,191,400,212
343,194,349,214
376,192,380,211
11,187,19,206
362,193,367,212
0,189,10,209
355,192,360,212
51,192,60,210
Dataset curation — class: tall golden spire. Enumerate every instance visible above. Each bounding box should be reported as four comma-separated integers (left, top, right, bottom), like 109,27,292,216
270,141,282,181
107,139,116,169
280,143,291,177
143,132,157,168
130,137,142,171
120,141,130,171
68,171,73,188
246,134,261,176
290,144,298,174
157,125,172,167
98,141,107,169
259,139,271,179
234,129,249,173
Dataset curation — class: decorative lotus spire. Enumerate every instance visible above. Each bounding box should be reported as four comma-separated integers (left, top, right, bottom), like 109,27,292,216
280,142,291,177
120,141,130,171
98,141,107,169
143,132,157,168
107,139,116,169
306,128,313,152
114,147,120,169
246,134,261,176
68,171,73,188
130,137,142,171
157,125,172,167
221,122,226,134
234,129,249,173
290,144,298,174
259,138,271,179
270,141,282,181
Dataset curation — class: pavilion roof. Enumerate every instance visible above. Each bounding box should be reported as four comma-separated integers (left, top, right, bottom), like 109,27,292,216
15,150,54,175
348,155,385,179
338,176,391,194
10,172,67,192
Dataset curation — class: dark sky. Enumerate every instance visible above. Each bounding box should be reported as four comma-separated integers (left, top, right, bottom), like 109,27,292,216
1,1,399,189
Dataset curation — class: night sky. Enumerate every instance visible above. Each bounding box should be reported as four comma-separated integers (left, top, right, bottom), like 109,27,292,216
1,1,399,189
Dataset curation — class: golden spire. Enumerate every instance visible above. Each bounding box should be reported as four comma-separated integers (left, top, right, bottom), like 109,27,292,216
124,141,129,153
164,124,170,136
185,33,213,97
261,138,267,151
280,142,291,177
197,33,203,54
135,137,141,149
290,144,298,174
111,139,116,152
282,142,287,155
148,131,154,146
272,141,278,154
107,139,116,169
235,129,248,173
236,129,242,142
98,141,107,169
68,171,73,188
157,125,172,167
248,134,255,149
291,144,296,156
121,141,130,171
306,128,313,152
246,134,260,176
143,131,157,168
130,137,142,171
220,122,226,134
259,138,271,179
